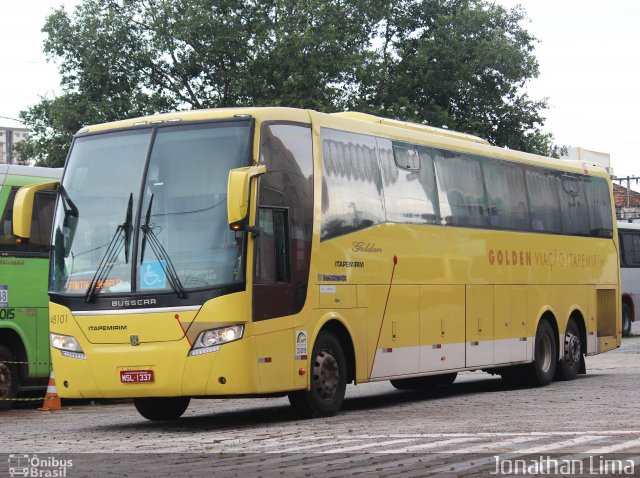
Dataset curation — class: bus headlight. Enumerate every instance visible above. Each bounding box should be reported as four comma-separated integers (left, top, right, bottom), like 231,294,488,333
189,325,244,356
50,333,86,359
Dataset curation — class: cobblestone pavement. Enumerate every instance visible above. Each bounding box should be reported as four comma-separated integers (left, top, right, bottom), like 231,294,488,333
2,325,640,477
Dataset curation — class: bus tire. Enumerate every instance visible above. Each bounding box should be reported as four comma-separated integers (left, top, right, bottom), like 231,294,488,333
133,397,190,421
287,330,346,418
555,318,582,381
390,373,457,390
525,319,557,386
0,345,18,411
622,302,632,337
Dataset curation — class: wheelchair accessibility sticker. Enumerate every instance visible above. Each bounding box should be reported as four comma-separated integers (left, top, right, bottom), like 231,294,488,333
140,261,167,290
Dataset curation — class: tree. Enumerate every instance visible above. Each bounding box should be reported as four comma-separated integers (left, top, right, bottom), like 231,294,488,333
18,0,560,167
351,0,559,155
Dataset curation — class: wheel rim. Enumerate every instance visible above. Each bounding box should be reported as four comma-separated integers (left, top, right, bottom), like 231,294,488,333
564,330,581,365
313,349,339,400
0,362,12,398
539,333,552,373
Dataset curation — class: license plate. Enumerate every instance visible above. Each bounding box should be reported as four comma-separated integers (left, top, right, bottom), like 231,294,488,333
120,370,154,383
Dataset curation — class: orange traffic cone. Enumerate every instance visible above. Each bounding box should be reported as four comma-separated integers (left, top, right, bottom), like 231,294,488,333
39,372,61,411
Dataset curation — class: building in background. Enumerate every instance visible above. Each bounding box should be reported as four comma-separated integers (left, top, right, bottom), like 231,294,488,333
614,183,640,222
0,126,30,164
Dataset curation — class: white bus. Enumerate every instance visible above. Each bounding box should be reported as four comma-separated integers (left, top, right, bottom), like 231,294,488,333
618,221,640,336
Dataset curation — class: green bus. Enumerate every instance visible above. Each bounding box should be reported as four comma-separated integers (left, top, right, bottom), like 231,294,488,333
0,164,60,410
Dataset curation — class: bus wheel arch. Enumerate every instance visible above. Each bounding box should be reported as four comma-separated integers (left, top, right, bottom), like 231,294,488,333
288,318,354,418
319,319,356,385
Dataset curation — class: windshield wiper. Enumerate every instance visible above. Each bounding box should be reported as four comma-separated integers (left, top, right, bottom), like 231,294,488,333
139,195,187,299
139,194,154,265
84,193,133,303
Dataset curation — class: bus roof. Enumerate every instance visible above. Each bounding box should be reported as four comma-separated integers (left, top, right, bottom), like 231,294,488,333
330,111,490,145
75,107,611,180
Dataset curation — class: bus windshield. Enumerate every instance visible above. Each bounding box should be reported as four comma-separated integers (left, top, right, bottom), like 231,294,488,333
51,120,252,297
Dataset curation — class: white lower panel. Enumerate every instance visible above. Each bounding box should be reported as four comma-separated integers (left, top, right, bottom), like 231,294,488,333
466,340,494,367
493,337,529,364
370,346,420,379
419,343,465,372
371,337,535,379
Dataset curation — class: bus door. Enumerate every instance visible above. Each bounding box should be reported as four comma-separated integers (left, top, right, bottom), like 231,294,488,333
252,122,313,323
251,123,313,389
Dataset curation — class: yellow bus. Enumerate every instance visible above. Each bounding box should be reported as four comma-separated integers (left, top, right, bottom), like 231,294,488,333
14,108,620,421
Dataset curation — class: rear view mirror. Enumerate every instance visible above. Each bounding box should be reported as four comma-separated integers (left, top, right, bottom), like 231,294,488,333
12,181,60,240
227,165,266,228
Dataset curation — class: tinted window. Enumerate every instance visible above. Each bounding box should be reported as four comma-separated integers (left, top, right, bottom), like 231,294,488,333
585,177,613,235
321,128,385,240
379,139,440,225
0,187,56,256
558,175,590,235
255,208,291,283
482,159,529,230
525,170,563,233
435,150,488,227
318,129,614,240
622,232,640,267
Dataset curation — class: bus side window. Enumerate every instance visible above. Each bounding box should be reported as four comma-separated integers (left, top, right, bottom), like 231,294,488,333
0,187,55,256
434,151,488,228
255,207,290,284
29,191,57,253
0,188,17,249
621,233,640,267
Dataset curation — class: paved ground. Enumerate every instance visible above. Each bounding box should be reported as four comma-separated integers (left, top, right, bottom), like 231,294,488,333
2,323,640,477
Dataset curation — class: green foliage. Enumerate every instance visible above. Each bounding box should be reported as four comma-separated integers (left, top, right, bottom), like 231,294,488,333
20,0,561,166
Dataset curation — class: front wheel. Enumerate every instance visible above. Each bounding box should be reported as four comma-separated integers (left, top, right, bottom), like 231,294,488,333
133,397,190,421
555,318,582,381
288,330,347,418
0,345,19,411
524,319,557,386
622,303,632,337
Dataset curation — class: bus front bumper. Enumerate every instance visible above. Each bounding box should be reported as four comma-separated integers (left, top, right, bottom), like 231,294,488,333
51,337,259,399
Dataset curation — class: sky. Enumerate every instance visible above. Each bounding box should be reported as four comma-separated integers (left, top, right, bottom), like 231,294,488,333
1,0,639,180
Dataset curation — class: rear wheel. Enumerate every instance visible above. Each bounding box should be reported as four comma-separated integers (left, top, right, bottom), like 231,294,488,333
287,330,347,418
390,373,457,390
524,319,557,386
555,318,582,381
0,345,18,411
133,397,190,421
622,302,632,337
